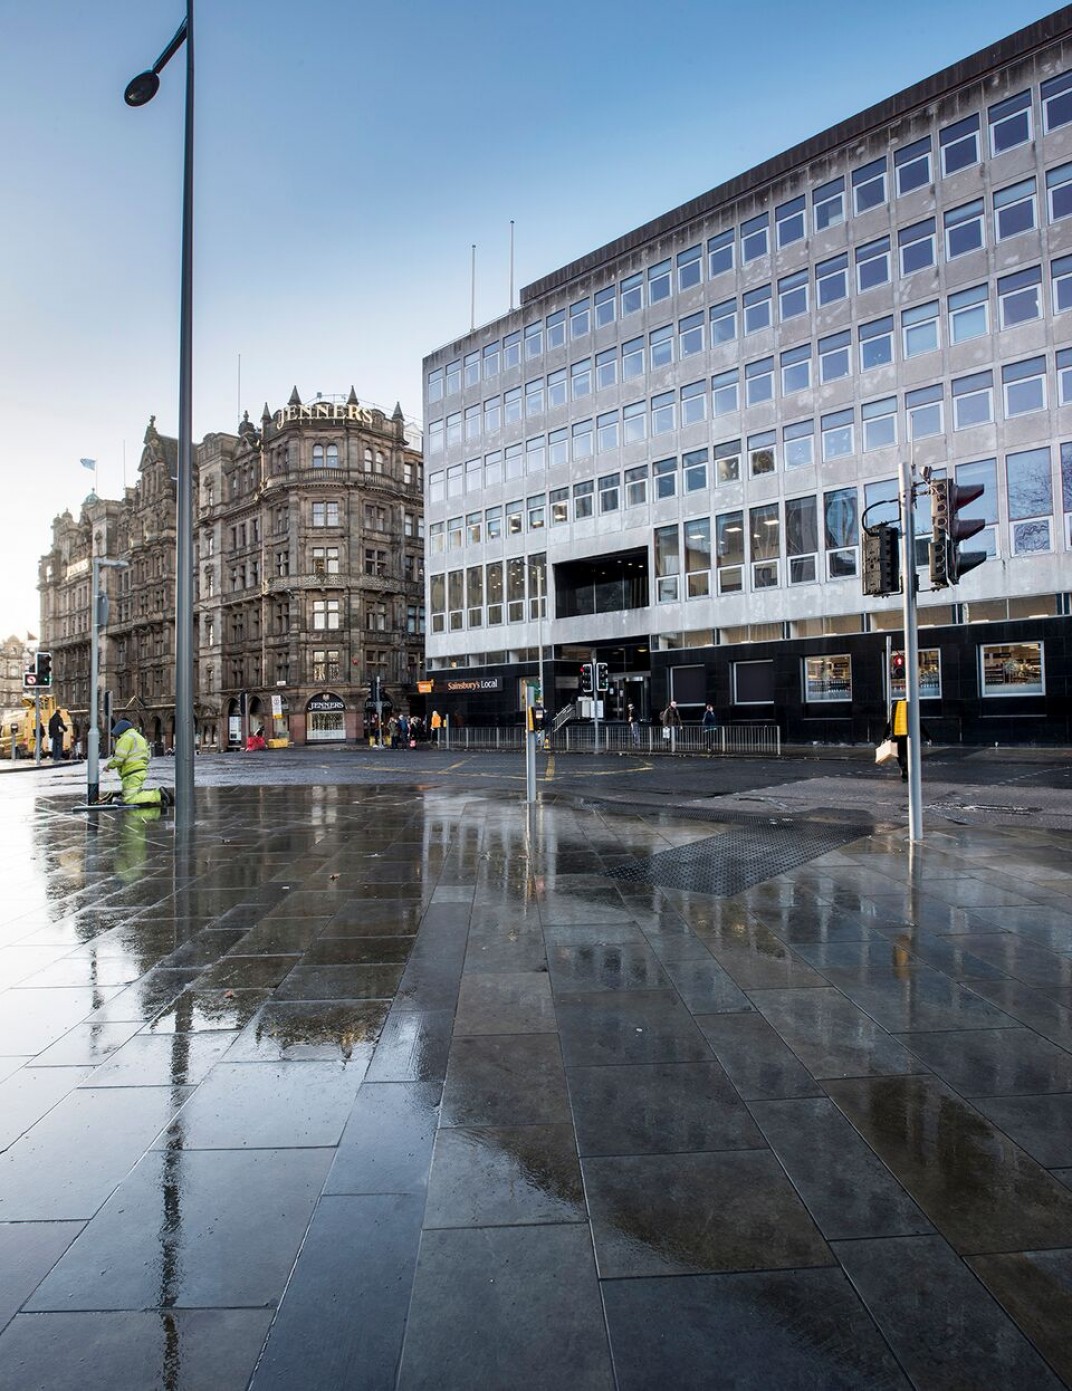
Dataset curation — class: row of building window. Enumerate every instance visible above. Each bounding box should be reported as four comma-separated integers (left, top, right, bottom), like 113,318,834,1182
429,348,1070,508
429,442,1072,615
204,600,426,638
264,442,420,486
426,254,1072,460
427,72,1072,405
707,641,1045,708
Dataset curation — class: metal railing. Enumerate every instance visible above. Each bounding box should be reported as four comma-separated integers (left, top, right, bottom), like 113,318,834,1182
442,723,781,757
551,702,577,732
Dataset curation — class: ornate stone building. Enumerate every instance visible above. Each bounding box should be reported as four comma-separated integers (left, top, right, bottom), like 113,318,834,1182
0,635,33,712
38,391,424,748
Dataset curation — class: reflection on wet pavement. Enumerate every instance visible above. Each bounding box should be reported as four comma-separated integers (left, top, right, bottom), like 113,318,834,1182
0,777,1070,1387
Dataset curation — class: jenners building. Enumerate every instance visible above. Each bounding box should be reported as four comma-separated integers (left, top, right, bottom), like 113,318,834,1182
422,8,1072,745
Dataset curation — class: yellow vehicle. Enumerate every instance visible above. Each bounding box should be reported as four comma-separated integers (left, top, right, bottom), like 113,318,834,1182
0,696,74,760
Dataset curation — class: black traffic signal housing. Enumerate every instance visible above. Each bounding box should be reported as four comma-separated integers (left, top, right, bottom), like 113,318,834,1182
930,479,987,587
595,662,610,692
890,651,906,688
862,524,900,597
579,662,594,695
35,652,52,687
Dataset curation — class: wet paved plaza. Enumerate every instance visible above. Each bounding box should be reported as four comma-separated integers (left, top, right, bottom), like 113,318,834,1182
1,766,1072,1388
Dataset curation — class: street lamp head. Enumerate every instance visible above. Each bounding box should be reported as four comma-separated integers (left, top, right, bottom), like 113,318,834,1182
124,70,160,106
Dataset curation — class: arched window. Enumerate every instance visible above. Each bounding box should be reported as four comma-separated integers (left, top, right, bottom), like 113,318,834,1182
312,444,325,468
375,451,385,473
326,443,338,467
364,447,373,470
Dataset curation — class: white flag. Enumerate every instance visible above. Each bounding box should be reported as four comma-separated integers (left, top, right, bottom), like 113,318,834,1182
80,458,96,470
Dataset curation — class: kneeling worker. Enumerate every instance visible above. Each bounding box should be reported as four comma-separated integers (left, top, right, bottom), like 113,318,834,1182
106,719,173,807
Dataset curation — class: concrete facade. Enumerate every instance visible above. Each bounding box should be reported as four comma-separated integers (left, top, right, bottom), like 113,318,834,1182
422,8,1072,744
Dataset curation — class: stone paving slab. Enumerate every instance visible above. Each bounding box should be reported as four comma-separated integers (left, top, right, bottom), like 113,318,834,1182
0,770,1071,1388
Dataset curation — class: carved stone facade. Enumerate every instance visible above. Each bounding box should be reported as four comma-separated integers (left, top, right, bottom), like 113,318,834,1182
38,392,424,748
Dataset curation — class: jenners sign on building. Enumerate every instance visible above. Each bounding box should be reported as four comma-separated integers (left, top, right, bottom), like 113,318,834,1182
274,403,375,428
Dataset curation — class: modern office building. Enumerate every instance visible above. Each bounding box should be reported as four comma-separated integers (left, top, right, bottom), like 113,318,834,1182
39,393,425,749
422,8,1072,744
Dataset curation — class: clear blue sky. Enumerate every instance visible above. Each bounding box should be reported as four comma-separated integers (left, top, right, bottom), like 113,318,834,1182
0,0,1057,639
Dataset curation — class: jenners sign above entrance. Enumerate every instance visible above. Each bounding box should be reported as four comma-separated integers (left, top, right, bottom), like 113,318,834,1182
274,403,375,428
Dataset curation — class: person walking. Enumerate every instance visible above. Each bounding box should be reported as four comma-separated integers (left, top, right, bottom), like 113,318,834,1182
105,719,171,806
660,700,682,748
430,709,442,746
885,700,909,782
627,703,641,748
48,707,67,762
884,700,933,783
702,703,718,753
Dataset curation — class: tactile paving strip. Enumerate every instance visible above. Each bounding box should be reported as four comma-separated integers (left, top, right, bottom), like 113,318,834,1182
608,818,868,898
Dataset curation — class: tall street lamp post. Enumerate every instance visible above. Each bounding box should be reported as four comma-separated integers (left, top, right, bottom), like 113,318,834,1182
125,3,195,830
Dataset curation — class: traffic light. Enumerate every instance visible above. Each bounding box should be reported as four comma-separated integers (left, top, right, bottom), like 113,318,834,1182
35,652,52,687
890,652,906,689
862,525,900,597
596,662,610,692
579,662,594,695
929,479,987,587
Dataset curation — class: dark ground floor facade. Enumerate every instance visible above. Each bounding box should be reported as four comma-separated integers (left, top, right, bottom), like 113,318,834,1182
422,615,1072,747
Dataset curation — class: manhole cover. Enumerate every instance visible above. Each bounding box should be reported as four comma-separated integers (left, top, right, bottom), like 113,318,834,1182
609,819,868,897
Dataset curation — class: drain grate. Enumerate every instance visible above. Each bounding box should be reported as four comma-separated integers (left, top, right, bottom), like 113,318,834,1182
609,819,869,897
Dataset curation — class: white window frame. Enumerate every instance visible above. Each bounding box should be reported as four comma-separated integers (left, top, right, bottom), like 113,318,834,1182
944,199,985,259
859,318,894,372
776,196,805,248
951,374,994,431
940,115,980,176
998,268,1043,329
902,301,940,359
856,238,890,293
781,345,811,395
1002,359,1046,418
1047,161,1072,223
994,179,1037,241
1053,256,1072,316
898,219,936,275
895,137,932,195
1042,70,1072,132
852,158,887,215
989,90,1033,157
821,410,854,462
949,284,990,343
862,398,897,452
813,178,845,232
743,285,772,335
710,299,737,344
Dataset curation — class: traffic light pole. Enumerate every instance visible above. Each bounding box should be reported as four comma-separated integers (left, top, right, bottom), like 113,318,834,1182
899,456,923,844
591,649,600,755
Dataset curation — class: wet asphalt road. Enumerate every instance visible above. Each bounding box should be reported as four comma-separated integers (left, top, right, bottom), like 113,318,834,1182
0,751,1071,1388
